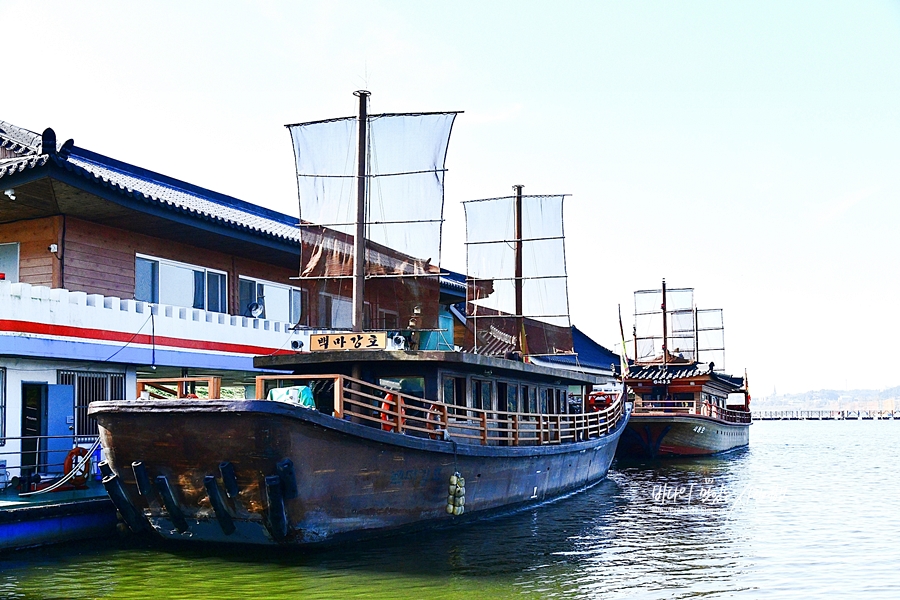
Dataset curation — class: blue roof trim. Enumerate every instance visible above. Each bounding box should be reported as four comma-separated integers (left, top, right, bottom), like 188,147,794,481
41,163,303,256
0,120,305,247
541,326,620,371
67,147,300,226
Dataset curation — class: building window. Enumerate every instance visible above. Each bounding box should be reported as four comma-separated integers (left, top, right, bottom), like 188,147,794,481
135,254,227,313
378,309,400,329
0,243,19,283
59,371,125,440
319,294,352,329
238,277,308,325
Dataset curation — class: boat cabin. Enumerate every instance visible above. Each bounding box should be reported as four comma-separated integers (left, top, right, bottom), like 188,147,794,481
253,350,612,446
624,356,750,424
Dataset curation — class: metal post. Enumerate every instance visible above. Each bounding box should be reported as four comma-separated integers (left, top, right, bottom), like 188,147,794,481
513,184,524,353
352,90,370,333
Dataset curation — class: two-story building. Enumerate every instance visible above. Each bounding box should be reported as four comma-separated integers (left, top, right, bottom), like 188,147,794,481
0,120,462,481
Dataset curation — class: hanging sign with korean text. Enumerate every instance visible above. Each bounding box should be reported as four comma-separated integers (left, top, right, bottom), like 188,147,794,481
309,331,387,351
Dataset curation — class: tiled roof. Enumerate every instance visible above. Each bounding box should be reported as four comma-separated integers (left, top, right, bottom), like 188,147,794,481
0,120,41,153
626,363,744,389
0,121,303,246
62,152,302,243
0,154,49,178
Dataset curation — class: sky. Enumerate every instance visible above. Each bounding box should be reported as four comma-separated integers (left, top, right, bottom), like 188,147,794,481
3,0,900,395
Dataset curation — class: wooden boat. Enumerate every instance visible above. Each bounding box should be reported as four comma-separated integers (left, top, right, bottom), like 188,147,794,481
616,280,751,458
88,92,629,546
90,353,627,545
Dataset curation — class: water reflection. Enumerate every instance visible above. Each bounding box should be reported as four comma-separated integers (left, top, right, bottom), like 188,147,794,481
0,456,753,599
4,422,899,599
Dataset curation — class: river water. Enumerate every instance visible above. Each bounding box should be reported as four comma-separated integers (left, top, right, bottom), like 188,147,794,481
1,420,897,599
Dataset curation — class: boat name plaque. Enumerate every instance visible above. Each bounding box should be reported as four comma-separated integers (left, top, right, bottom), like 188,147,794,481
309,331,387,351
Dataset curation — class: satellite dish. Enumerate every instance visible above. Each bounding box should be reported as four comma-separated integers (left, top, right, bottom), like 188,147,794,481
248,302,264,318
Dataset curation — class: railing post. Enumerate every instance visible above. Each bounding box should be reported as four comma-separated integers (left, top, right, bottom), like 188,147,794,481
512,413,519,445
333,376,344,419
481,411,488,445
397,394,404,433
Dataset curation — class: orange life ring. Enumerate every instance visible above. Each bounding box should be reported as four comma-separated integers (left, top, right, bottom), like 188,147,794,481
64,447,90,487
426,404,443,439
381,394,405,432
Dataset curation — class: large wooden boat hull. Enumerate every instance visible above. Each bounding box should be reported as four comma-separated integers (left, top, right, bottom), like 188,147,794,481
91,399,629,546
616,414,749,459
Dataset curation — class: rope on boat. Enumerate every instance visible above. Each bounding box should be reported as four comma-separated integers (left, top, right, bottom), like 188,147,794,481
19,437,103,497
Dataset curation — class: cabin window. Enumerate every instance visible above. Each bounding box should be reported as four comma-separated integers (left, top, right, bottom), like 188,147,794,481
507,384,519,413
442,376,454,405
483,381,494,410
555,389,566,414
441,375,467,407
523,385,537,414
471,379,493,411
539,388,549,414
568,386,583,413
0,242,20,283
239,277,308,324
58,370,125,440
319,294,352,329
379,377,425,401
135,254,227,313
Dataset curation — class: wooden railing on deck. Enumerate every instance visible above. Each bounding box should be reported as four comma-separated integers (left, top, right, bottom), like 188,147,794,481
633,398,751,424
251,374,626,447
137,377,222,400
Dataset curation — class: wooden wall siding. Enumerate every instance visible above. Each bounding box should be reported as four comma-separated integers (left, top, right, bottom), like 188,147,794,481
0,216,61,287
62,217,306,314
62,219,140,297
0,214,432,329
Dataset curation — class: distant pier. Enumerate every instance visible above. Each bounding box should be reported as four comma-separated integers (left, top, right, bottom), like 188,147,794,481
753,410,898,420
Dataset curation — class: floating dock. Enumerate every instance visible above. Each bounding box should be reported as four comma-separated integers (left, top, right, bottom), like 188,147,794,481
0,479,117,551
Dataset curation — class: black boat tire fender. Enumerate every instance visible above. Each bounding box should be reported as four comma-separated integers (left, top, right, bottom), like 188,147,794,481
63,447,90,487
264,474,289,540
131,461,155,499
204,475,236,536
155,475,190,533
102,473,149,533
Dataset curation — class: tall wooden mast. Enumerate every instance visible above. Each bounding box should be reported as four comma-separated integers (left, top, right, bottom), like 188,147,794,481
352,90,370,333
661,278,668,368
513,184,524,353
